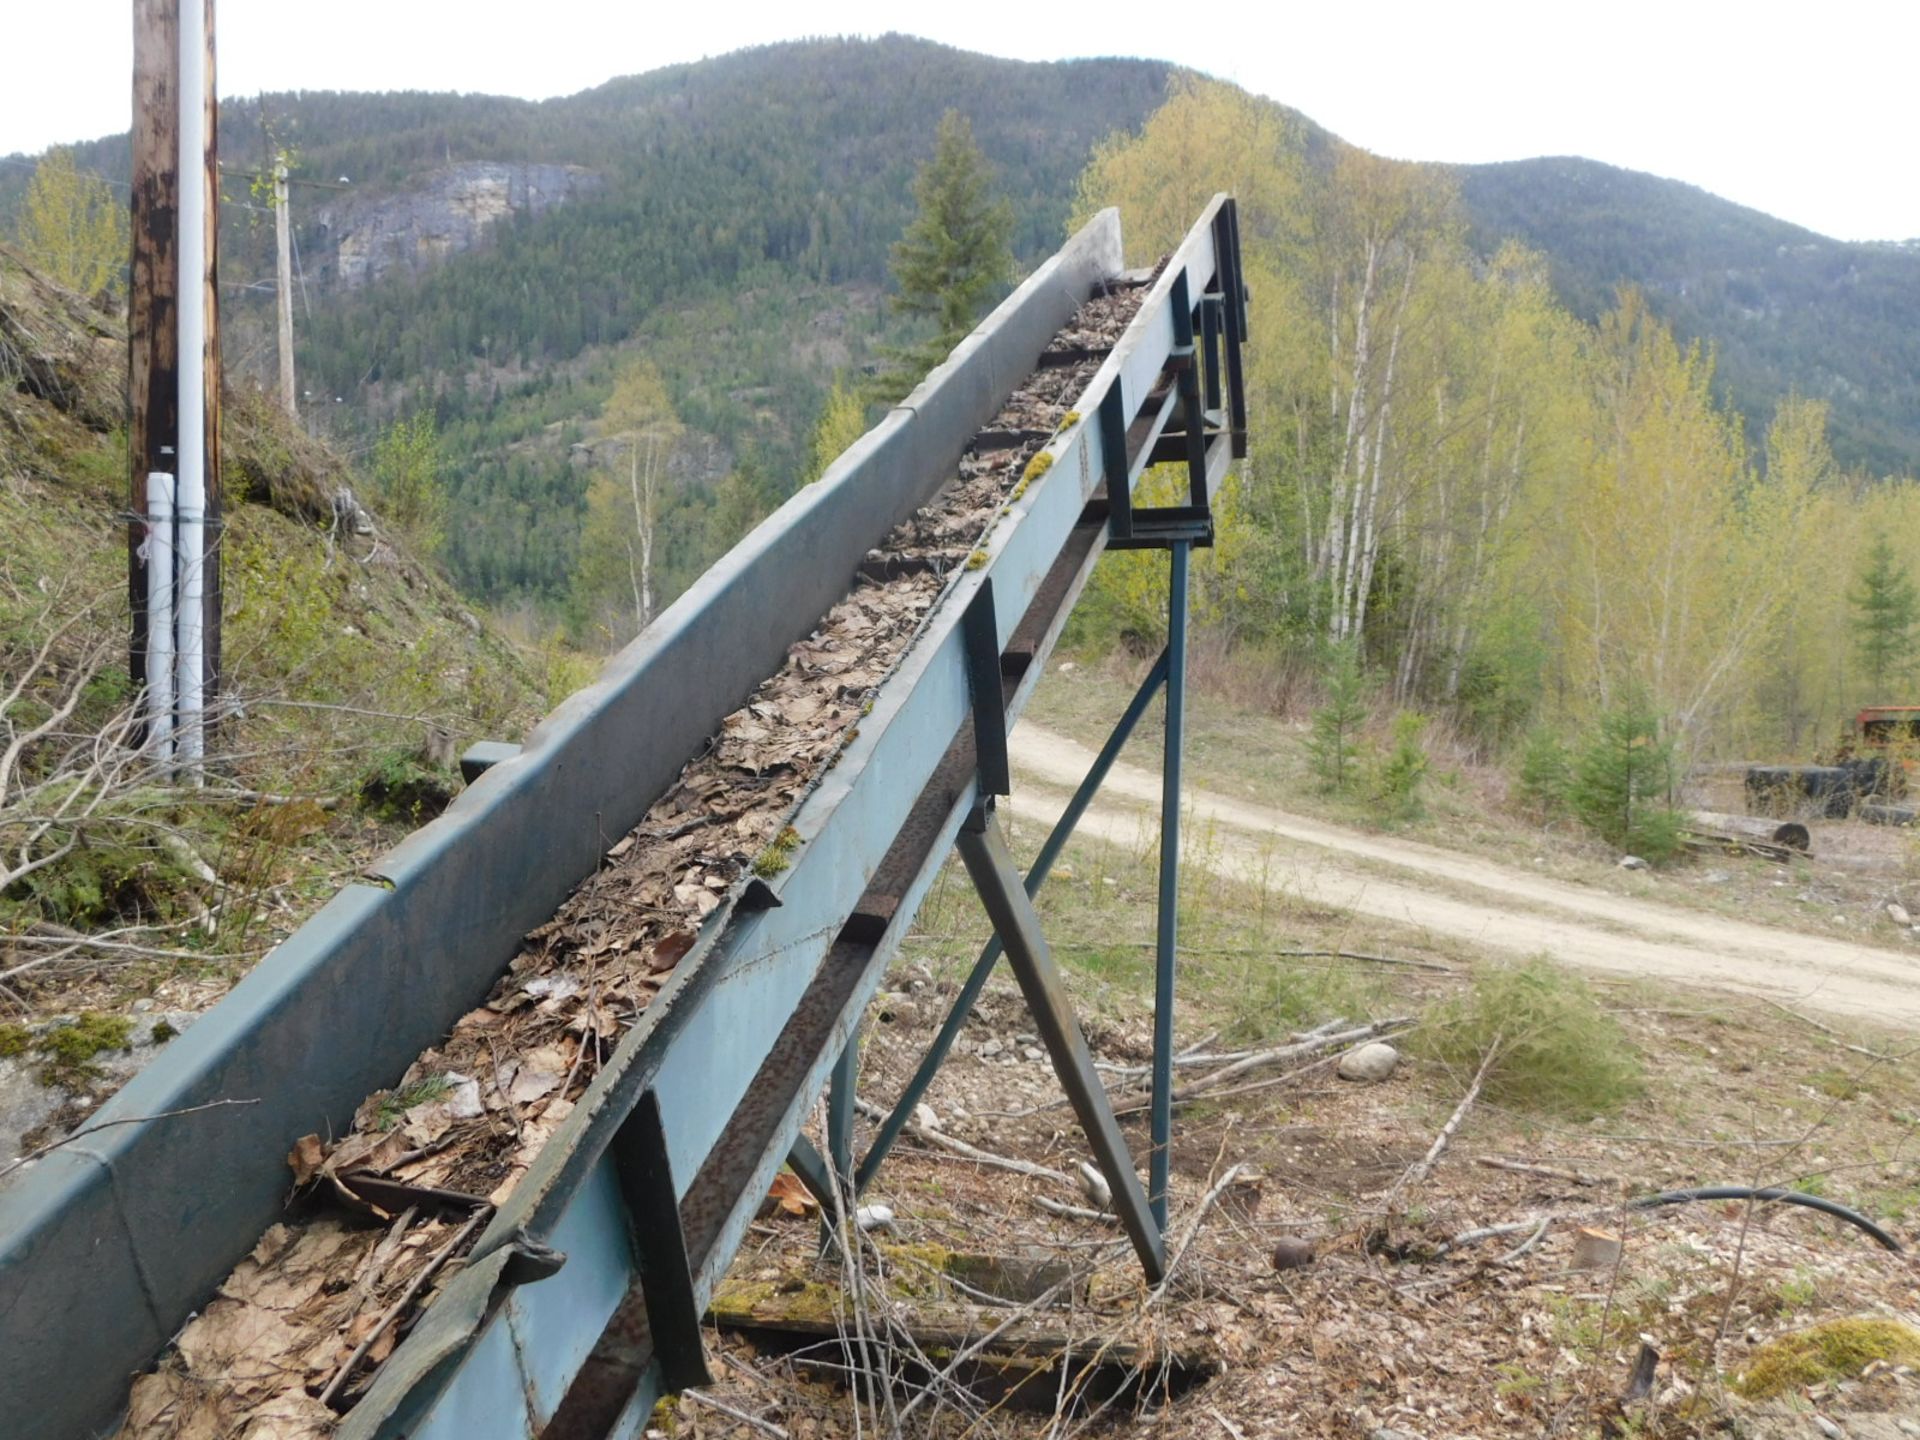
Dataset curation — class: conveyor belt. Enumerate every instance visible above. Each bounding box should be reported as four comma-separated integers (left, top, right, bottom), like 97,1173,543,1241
0,196,1248,1440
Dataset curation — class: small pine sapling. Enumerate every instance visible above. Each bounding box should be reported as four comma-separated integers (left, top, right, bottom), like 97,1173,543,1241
1306,641,1369,792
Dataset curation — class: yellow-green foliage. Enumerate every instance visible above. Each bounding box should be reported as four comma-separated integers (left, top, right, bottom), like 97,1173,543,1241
1066,463,1237,650
1022,450,1054,484
804,376,869,484
1734,1318,1920,1399
965,549,988,571
14,147,126,298
1410,956,1641,1117
1059,411,1081,429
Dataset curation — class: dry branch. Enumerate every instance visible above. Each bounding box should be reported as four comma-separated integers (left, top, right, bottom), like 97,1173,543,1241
0,1098,258,1180
1177,1018,1411,1096
1034,1195,1114,1222
317,1206,490,1408
854,1092,1076,1188
1476,1155,1606,1187
1382,1037,1502,1214
1760,998,1891,1061
1152,1162,1248,1298
681,1388,790,1440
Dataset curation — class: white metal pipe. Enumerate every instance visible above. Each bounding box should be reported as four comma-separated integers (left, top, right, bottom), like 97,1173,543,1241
178,0,207,784
176,466,205,783
144,470,175,768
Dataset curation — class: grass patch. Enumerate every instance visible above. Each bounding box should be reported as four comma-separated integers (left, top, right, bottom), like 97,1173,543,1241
373,1073,452,1130
1806,1067,1867,1101
1733,1317,1920,1398
751,826,802,878
1215,953,1387,1047
1410,956,1640,1117
1059,944,1153,989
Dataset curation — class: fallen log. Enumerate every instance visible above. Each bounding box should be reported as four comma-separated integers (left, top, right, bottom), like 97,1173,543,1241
1684,810,1809,862
1689,810,1810,849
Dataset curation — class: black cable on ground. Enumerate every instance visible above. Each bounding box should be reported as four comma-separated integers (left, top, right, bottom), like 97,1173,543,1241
1630,1186,1902,1252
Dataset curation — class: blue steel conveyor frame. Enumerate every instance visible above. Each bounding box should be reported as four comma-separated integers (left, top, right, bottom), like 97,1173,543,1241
0,197,1247,1440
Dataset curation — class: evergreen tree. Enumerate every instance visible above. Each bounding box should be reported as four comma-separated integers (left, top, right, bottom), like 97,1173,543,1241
879,111,1013,395
1567,695,1682,861
1851,535,1917,696
1306,641,1369,791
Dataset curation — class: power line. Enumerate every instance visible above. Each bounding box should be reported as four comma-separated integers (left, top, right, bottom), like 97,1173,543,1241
0,153,133,192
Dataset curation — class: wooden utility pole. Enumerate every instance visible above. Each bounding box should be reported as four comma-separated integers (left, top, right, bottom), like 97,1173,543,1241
128,0,220,722
197,0,223,723
129,0,179,700
274,160,296,418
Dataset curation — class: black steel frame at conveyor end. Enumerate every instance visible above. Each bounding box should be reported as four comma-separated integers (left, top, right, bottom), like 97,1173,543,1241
0,196,1246,1440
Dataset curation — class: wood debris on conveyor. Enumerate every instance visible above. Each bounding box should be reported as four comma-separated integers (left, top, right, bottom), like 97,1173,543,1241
116,276,1151,1438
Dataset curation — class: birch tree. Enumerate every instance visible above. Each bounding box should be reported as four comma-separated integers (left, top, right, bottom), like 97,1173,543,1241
15,149,125,298
1541,293,1817,738
574,359,681,642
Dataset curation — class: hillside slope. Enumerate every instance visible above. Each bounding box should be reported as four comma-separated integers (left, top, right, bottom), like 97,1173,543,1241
1459,156,1920,474
0,245,545,1160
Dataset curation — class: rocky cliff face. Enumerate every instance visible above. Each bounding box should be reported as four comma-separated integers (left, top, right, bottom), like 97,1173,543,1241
312,162,601,289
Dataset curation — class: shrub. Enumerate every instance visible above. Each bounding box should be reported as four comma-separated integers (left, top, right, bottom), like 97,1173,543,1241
1369,711,1429,822
371,412,448,555
358,748,457,823
1515,727,1573,814
1411,956,1641,1117
1567,695,1684,861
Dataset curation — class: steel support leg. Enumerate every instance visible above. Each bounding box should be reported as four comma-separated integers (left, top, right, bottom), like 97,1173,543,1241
827,1028,858,1193
956,806,1166,1281
856,649,1172,1194
785,1133,837,1215
817,1031,861,1252
1150,541,1190,1229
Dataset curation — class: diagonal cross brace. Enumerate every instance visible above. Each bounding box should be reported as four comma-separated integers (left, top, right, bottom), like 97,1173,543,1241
954,804,1166,1281
609,1091,711,1392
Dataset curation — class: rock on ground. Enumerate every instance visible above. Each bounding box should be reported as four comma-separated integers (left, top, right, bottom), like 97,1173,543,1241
1337,1041,1401,1083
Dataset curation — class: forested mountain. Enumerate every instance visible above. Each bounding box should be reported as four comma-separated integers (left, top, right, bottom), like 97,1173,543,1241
1459,158,1920,476
0,39,1175,620
6,35,1917,630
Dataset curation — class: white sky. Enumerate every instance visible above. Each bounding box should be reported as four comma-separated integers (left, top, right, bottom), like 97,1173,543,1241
4,1,1916,241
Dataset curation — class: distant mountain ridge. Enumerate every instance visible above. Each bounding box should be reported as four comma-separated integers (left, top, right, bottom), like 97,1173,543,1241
4,36,1917,610
1458,156,1920,474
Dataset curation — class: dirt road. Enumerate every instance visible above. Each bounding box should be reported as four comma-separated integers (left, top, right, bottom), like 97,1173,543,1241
1009,724,1920,1027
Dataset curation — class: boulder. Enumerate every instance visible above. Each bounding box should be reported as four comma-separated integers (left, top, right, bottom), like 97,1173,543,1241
1337,1041,1401,1083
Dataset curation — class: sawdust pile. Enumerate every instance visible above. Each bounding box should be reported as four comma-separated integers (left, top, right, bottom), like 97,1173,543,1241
117,279,1150,1438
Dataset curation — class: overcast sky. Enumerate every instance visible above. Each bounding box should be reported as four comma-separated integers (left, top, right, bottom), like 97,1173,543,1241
5,1,1915,242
